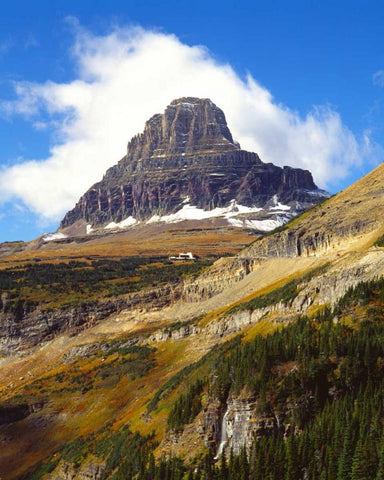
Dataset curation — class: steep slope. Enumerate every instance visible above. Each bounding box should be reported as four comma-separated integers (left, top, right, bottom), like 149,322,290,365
179,161,384,304
3,257,384,479
60,97,326,233
1,163,384,479
242,161,384,258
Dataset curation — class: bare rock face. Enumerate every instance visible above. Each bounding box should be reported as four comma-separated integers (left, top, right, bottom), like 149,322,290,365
182,257,261,302
60,97,324,230
128,97,237,158
0,400,45,426
47,459,105,480
0,283,181,355
225,398,266,454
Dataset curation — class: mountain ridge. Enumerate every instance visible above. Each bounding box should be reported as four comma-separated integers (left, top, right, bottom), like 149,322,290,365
60,97,327,233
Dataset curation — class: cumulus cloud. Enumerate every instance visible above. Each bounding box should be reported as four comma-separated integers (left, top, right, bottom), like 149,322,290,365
0,22,376,222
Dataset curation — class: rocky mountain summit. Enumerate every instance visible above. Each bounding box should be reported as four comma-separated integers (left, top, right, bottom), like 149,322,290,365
60,97,327,233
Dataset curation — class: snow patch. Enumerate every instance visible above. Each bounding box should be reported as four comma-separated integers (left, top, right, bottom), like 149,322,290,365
244,219,284,231
227,218,244,228
86,224,93,235
233,203,263,215
104,216,137,230
146,215,161,224
43,232,68,242
150,201,264,224
269,202,291,211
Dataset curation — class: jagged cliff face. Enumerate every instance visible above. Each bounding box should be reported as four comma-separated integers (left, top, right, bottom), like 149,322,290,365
60,97,324,231
127,97,237,158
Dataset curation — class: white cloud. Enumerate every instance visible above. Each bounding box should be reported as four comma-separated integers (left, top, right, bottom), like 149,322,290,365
0,23,377,222
373,70,384,87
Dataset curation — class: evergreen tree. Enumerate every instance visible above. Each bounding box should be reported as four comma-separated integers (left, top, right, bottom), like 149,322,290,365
351,438,378,480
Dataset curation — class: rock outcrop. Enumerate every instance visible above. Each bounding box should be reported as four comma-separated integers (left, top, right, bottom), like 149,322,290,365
0,283,181,355
182,257,261,302
241,162,384,258
60,98,325,231
161,395,293,459
216,397,295,456
46,459,105,480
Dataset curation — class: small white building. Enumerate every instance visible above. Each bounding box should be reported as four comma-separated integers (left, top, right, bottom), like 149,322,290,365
169,252,197,261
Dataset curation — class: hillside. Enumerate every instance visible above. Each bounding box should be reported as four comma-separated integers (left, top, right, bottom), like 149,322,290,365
2,239,384,478
1,154,384,476
243,161,384,258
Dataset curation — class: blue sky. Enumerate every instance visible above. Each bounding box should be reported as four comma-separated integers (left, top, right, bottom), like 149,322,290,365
0,0,384,242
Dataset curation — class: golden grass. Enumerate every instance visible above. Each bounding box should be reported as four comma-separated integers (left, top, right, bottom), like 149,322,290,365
242,319,278,342
0,224,252,269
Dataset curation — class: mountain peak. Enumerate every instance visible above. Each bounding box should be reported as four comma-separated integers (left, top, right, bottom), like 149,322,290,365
60,97,325,231
127,97,239,160
169,96,209,104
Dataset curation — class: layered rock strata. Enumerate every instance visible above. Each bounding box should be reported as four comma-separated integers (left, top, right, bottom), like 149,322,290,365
0,283,180,355
241,162,384,258
61,97,324,230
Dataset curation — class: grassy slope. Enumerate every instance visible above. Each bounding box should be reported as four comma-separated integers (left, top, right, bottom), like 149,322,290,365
0,251,331,478
0,253,296,479
13,275,384,479
0,257,213,311
3,165,384,477
243,161,384,258
0,222,252,268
